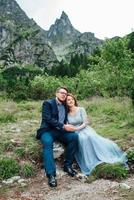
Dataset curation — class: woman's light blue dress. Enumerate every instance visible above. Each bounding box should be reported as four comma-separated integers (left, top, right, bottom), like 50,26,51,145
67,107,127,175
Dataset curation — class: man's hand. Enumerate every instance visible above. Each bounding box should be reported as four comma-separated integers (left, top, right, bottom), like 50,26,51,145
64,124,76,132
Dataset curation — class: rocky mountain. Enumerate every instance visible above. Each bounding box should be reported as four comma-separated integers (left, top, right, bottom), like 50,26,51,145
46,11,81,60
46,11,103,61
0,0,57,68
65,32,103,61
0,0,103,68
46,11,80,46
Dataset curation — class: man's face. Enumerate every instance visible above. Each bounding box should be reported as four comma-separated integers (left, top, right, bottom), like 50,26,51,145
56,89,68,102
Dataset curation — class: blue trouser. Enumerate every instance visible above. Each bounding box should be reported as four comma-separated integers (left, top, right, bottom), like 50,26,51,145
40,130,78,177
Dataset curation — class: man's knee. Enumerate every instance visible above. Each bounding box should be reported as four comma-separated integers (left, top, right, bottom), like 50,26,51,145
67,133,78,142
41,133,53,147
73,133,78,142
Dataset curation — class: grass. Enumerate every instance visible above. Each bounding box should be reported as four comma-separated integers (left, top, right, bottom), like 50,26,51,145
81,97,134,149
0,101,18,123
0,97,134,181
0,112,17,123
0,157,20,180
20,162,36,178
14,147,26,159
92,163,128,181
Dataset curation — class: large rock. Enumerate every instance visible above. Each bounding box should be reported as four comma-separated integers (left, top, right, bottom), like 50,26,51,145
53,142,64,159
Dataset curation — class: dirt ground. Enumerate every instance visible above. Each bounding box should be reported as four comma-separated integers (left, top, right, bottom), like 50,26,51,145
0,169,134,200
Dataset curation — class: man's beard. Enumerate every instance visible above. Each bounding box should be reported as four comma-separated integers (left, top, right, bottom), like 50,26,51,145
57,97,65,103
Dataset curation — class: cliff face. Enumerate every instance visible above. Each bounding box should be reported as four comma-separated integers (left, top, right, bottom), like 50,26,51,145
47,11,81,47
46,11,103,61
0,0,57,68
46,11,81,61
0,0,103,68
65,32,103,61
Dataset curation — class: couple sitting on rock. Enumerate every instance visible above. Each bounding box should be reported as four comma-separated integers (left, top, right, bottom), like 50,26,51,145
36,86,127,187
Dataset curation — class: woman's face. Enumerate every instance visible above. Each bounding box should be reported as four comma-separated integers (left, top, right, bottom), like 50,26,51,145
66,96,75,107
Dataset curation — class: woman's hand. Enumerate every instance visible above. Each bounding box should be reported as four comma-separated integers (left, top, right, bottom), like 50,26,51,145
64,124,77,132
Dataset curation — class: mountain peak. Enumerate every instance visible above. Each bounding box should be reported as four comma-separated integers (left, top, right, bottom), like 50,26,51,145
47,11,80,47
54,11,71,27
61,11,68,19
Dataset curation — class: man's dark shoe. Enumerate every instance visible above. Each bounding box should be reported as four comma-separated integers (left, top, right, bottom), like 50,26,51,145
48,175,57,187
64,167,77,177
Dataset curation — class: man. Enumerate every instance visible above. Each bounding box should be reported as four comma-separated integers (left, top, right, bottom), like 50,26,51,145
36,86,78,187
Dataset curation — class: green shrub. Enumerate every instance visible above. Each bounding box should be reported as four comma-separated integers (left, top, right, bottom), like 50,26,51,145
92,163,128,180
10,90,29,101
127,150,134,164
0,74,7,90
30,75,62,99
8,83,29,101
0,158,20,180
20,162,36,177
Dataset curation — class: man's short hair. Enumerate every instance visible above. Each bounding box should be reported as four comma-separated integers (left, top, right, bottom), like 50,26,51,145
56,86,68,93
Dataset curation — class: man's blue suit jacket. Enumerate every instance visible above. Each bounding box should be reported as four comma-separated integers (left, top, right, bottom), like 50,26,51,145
36,98,68,139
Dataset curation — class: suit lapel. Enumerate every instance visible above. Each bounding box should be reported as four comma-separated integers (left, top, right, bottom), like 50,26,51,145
53,98,59,114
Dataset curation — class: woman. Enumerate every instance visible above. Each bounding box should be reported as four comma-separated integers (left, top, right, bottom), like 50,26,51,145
66,93,127,175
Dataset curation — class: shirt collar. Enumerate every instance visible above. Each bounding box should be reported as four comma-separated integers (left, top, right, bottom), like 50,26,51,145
56,98,62,105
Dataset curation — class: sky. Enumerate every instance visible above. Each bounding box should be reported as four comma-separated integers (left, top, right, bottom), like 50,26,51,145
15,0,134,39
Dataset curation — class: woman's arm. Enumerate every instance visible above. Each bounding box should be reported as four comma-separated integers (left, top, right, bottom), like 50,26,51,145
75,107,89,131
67,107,90,131
75,123,86,131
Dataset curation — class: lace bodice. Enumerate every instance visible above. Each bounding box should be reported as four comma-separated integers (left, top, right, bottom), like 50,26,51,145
67,107,88,127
